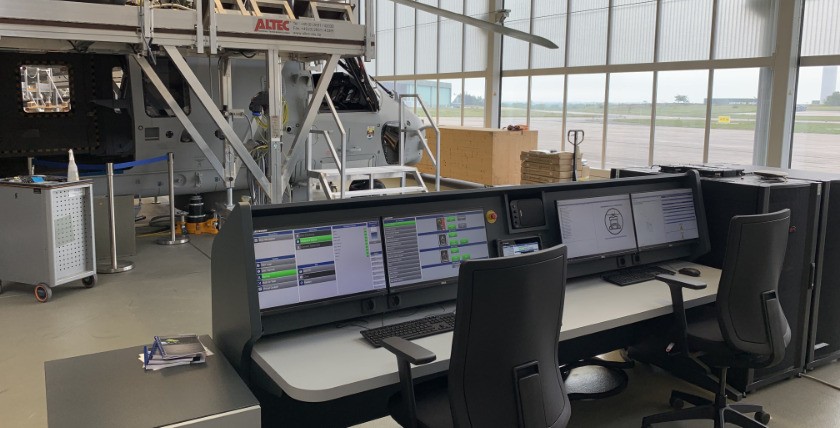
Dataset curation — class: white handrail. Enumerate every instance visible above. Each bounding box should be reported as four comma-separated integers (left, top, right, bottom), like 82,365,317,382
322,95,348,198
398,94,440,192
308,130,342,171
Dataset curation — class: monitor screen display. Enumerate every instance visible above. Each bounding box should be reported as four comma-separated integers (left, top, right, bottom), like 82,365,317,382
631,188,699,248
252,220,386,311
383,209,490,289
499,237,542,257
556,195,638,259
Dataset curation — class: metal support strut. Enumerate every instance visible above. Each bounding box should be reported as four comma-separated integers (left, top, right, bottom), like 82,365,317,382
162,46,276,200
156,153,190,246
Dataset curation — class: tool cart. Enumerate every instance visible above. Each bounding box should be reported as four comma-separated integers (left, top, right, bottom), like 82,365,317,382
0,178,97,302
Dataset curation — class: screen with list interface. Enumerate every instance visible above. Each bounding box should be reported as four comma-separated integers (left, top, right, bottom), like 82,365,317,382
501,241,541,257
631,188,699,248
383,209,490,289
252,220,386,311
556,195,638,259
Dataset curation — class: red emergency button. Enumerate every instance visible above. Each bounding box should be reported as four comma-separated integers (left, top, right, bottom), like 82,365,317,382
486,210,498,224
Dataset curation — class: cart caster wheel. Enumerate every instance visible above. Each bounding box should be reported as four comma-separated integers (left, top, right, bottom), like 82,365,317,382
35,284,52,303
755,411,771,424
82,275,96,288
669,397,685,410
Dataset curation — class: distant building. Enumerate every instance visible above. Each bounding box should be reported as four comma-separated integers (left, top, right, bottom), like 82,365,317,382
392,80,452,107
703,98,758,105
821,66,838,103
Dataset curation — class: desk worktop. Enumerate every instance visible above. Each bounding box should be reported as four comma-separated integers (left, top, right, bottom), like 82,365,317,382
45,336,260,428
252,261,721,403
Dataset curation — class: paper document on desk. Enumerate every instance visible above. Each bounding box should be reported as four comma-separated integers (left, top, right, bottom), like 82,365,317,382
139,334,214,370
140,355,203,370
156,334,205,358
138,347,213,370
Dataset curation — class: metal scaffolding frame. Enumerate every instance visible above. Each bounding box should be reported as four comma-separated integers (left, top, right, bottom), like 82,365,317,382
0,0,372,204
0,1,368,57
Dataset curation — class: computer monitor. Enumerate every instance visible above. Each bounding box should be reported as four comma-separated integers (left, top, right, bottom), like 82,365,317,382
498,236,542,257
631,188,700,248
556,195,638,259
252,220,386,311
383,209,490,289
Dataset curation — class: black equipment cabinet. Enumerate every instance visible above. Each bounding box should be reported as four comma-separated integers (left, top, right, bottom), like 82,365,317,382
802,175,840,369
697,176,819,392
732,168,840,371
613,167,821,393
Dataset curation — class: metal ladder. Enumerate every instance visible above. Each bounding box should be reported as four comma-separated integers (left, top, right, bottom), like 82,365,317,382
305,94,440,200
213,0,295,17
296,1,356,23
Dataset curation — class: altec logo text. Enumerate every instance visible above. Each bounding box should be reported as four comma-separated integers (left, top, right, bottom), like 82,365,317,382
254,18,290,32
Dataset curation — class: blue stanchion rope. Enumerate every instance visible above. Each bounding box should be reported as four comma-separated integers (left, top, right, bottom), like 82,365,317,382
33,155,169,172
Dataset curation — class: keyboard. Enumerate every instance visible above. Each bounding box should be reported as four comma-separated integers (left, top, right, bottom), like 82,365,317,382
603,266,675,286
361,313,456,348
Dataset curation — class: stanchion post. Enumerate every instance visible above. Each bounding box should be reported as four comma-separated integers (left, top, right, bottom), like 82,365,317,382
97,163,135,274
157,152,189,245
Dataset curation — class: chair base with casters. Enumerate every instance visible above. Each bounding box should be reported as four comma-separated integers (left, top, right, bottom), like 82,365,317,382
627,325,746,402
642,210,792,428
642,367,770,428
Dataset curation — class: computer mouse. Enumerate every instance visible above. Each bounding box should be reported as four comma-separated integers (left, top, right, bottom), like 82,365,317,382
679,267,701,277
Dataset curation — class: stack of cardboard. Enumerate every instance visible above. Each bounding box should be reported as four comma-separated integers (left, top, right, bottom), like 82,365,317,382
520,150,590,184
418,126,538,185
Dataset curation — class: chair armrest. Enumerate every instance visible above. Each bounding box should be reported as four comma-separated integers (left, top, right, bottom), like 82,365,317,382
654,274,706,355
655,274,707,290
382,337,437,427
382,337,437,365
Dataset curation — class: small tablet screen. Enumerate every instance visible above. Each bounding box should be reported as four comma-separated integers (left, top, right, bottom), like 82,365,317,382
499,237,542,257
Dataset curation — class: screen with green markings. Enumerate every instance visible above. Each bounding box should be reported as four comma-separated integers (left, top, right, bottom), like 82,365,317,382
382,209,490,289
253,220,386,311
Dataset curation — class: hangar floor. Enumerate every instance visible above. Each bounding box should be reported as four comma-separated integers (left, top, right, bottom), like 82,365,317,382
1,203,839,428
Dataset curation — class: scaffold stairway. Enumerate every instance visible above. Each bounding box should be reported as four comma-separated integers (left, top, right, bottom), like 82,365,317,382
305,93,436,200
297,1,356,22
214,0,295,18
308,165,429,199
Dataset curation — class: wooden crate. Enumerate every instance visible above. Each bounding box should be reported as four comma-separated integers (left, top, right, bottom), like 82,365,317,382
417,126,538,185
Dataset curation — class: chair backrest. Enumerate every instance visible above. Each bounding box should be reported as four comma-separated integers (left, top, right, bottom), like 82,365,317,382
716,209,791,365
447,244,570,428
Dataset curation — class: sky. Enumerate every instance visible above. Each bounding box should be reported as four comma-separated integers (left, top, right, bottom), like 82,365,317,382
798,66,840,104
372,0,840,106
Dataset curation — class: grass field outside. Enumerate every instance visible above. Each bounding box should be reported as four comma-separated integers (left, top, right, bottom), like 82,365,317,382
487,103,840,134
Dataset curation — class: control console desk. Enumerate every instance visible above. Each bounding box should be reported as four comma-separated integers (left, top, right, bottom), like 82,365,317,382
252,262,720,403
210,172,713,424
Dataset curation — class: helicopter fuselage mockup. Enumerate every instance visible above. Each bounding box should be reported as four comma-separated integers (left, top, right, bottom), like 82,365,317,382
0,0,557,203
1,49,426,203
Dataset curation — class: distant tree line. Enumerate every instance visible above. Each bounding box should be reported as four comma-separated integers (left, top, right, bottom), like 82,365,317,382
827,91,840,106
453,94,484,107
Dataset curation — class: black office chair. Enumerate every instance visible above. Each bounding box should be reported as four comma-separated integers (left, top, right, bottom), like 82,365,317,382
382,244,572,428
642,209,792,428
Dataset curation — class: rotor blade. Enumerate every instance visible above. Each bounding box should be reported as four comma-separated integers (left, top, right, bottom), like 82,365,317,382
388,0,559,49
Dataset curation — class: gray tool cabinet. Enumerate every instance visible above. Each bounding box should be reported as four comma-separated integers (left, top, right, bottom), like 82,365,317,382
0,179,96,302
